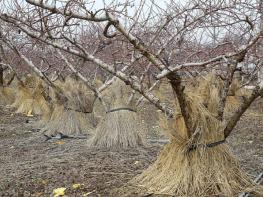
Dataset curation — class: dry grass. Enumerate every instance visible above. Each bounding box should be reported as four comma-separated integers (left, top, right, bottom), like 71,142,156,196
40,76,96,136
41,104,95,136
225,78,251,114
0,87,15,105
31,82,52,127
129,74,263,196
88,108,145,149
88,79,146,149
11,85,34,114
131,139,261,196
10,78,50,116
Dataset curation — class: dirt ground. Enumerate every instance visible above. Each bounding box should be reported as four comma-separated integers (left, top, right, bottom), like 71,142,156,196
0,100,263,197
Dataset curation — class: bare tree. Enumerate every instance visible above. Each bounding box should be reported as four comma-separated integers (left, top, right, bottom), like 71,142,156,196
0,0,263,196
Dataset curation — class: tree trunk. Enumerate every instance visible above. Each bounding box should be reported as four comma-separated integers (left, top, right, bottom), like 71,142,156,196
126,73,263,196
0,65,3,87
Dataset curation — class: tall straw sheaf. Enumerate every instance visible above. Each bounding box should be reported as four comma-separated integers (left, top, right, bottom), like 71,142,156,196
41,75,96,136
88,79,146,149
130,74,263,196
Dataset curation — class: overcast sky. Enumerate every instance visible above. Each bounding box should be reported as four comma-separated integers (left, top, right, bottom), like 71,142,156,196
0,0,259,45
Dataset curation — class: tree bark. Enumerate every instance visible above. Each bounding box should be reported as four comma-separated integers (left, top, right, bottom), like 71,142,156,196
0,65,3,87
224,86,263,138
167,73,192,137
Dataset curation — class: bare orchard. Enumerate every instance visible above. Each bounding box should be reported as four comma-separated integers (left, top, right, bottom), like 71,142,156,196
0,0,263,196
0,101,262,196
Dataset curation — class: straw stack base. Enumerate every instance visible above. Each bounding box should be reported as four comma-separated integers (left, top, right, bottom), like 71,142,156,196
123,139,263,197
41,105,94,136
88,110,145,149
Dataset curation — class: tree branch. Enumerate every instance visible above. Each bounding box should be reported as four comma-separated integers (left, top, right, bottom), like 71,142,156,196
224,86,263,138
26,0,108,22
57,50,108,111
167,73,192,137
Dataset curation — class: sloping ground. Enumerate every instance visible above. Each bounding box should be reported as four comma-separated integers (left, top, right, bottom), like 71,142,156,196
0,99,262,196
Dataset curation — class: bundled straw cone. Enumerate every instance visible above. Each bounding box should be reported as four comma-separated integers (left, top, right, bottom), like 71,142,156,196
41,76,96,136
11,84,34,114
11,76,50,116
31,80,50,115
31,82,52,127
41,104,87,136
0,71,17,105
0,86,15,106
88,79,146,149
197,74,247,115
225,78,252,114
125,75,263,196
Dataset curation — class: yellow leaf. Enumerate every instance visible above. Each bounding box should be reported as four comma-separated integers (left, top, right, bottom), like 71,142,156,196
26,109,34,117
55,140,65,145
53,187,66,197
72,183,83,189
134,161,139,165
82,190,95,196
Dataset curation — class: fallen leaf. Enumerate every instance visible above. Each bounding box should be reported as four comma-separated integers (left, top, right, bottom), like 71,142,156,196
53,187,66,197
83,190,96,196
72,183,83,189
26,109,34,117
55,140,65,145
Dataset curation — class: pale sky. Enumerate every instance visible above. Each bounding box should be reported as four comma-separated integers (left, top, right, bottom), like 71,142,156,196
0,0,260,45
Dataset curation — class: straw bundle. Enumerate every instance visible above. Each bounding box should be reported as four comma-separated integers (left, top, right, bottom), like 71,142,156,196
32,82,52,127
88,79,146,149
0,72,17,106
129,76,263,196
41,76,96,136
92,78,105,119
23,73,39,88
31,81,50,114
35,79,64,128
195,74,222,114
225,78,250,114
196,74,248,115
41,103,90,136
11,84,34,114
10,76,50,116
0,86,15,105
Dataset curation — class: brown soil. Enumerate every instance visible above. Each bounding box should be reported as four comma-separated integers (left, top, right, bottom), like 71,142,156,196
0,99,263,197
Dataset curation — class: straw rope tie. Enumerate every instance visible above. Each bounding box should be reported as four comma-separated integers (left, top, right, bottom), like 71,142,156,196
106,107,137,113
189,139,226,151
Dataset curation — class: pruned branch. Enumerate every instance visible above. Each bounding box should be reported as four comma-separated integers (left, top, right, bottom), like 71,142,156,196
103,22,117,38
224,86,263,138
2,38,66,102
157,32,263,79
57,50,108,111
217,59,238,120
26,0,108,22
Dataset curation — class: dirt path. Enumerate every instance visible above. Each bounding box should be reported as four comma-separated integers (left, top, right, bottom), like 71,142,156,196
0,101,262,196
